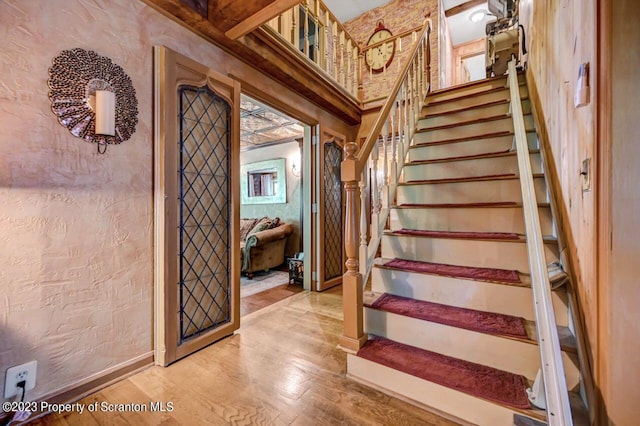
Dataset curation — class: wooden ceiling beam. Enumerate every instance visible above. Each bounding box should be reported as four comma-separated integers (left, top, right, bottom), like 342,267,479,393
445,0,486,18
225,0,301,40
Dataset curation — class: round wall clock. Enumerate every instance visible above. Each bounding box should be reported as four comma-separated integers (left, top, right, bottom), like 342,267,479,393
365,21,396,73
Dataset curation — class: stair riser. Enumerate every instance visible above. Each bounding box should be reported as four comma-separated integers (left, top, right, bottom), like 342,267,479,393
381,235,559,272
415,115,534,144
371,266,569,326
403,153,542,181
427,75,524,103
390,206,555,236
409,133,538,161
348,355,517,426
424,85,528,115
396,178,549,205
364,308,580,389
419,100,531,130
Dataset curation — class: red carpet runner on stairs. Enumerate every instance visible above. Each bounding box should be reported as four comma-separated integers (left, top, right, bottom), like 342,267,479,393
383,258,521,283
367,293,527,338
357,336,532,409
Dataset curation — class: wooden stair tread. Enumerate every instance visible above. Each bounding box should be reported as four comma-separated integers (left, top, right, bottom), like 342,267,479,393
376,258,523,285
427,73,511,96
421,99,510,118
425,82,525,107
365,292,529,338
365,291,577,353
421,95,530,119
400,173,544,185
411,130,527,148
384,229,558,245
419,113,515,132
405,149,540,166
356,335,542,414
374,257,566,289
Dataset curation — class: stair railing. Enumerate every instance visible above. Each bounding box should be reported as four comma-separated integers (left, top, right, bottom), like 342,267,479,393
338,16,431,352
507,59,573,425
263,0,360,99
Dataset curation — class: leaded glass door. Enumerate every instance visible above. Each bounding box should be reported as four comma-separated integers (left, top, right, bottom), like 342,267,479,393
317,128,345,291
155,46,240,366
178,86,231,343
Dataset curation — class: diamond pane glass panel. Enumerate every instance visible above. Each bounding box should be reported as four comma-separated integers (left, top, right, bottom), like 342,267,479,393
323,143,343,280
178,86,231,343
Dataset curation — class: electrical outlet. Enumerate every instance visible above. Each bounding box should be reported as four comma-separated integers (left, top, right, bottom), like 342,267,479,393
4,361,37,399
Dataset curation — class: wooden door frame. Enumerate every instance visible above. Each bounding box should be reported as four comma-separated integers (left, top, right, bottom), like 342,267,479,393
224,77,317,292
596,0,612,422
153,46,241,366
453,38,485,86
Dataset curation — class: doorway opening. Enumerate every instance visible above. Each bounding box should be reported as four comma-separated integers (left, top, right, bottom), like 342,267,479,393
238,94,309,316
460,52,486,83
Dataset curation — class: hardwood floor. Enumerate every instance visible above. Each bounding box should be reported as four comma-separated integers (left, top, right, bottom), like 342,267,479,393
241,282,304,316
32,287,458,425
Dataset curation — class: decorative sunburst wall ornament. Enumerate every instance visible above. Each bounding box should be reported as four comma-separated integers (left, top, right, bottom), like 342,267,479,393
48,48,138,153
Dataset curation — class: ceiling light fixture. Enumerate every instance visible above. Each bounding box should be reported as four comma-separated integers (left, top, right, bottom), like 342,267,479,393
469,10,487,23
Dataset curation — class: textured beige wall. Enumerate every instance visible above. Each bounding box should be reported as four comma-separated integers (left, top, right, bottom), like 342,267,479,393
240,142,302,256
519,0,598,360
344,0,439,101
0,0,158,403
0,0,351,402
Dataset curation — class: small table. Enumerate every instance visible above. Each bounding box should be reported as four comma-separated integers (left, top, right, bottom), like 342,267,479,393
288,258,304,285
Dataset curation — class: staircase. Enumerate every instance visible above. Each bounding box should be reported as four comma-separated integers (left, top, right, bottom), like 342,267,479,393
345,74,584,425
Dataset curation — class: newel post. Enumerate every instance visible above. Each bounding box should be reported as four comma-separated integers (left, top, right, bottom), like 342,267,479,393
339,142,367,352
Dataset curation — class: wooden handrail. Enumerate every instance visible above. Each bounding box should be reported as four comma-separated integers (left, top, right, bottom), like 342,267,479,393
339,15,432,353
342,16,431,182
360,25,423,52
507,60,573,425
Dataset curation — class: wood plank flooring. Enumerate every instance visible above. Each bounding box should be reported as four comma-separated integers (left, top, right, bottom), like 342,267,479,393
241,282,304,317
31,287,458,426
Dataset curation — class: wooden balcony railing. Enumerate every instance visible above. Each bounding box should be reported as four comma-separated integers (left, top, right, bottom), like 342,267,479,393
338,16,432,352
264,0,360,99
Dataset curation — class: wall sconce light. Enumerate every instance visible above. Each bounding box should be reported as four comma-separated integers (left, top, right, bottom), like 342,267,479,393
48,48,138,154
291,161,301,178
95,90,116,136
